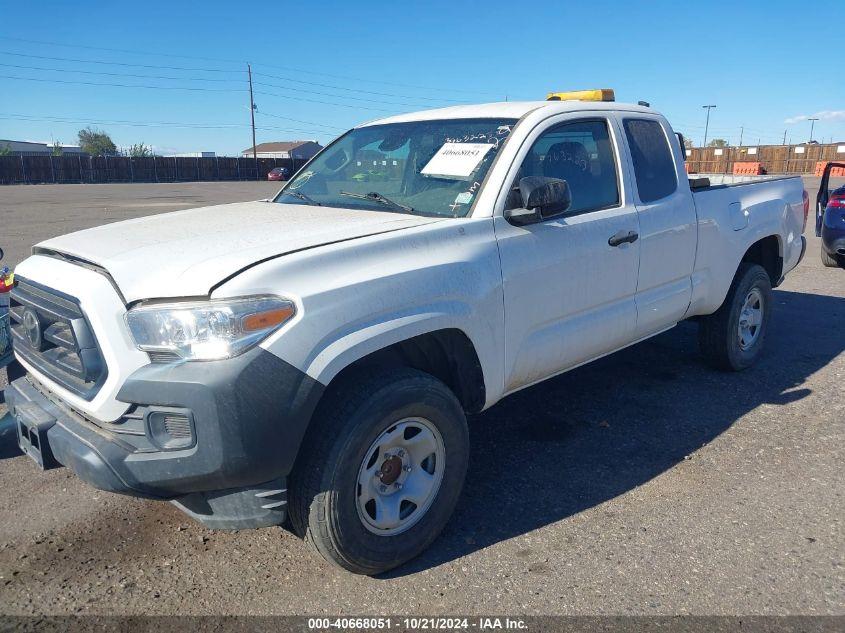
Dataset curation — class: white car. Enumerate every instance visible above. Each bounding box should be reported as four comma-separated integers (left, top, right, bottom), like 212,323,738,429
3,93,807,574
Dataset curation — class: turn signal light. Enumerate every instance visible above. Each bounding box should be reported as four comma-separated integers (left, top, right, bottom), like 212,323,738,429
242,306,295,332
546,89,615,102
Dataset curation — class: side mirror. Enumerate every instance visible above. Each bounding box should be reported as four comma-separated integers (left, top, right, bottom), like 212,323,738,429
676,133,688,161
504,176,571,225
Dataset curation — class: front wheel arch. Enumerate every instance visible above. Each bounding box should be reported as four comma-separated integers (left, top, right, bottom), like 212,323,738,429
313,328,486,414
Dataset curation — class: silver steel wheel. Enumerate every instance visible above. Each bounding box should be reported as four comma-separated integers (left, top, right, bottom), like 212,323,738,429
356,417,445,536
738,287,764,350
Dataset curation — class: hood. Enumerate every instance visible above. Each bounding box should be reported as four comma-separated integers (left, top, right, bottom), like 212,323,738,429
37,201,440,302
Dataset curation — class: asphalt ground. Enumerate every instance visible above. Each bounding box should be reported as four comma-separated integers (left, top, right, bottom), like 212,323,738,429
0,179,842,615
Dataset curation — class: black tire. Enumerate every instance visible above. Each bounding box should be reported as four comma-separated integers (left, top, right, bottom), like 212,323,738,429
5,360,25,383
699,263,772,371
820,244,839,268
288,367,469,575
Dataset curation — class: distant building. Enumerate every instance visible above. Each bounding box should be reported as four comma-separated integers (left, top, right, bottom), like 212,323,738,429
169,152,217,158
241,141,323,159
0,139,86,156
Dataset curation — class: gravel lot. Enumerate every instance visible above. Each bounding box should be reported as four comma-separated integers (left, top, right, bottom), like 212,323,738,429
0,179,842,615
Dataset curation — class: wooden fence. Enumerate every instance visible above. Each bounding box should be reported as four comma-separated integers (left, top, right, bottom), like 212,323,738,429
0,155,309,185
686,142,845,175
4,143,844,184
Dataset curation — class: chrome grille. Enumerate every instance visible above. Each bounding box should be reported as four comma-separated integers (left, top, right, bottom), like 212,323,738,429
9,277,107,399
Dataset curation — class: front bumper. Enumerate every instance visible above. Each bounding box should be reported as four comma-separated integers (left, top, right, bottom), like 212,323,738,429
3,346,324,529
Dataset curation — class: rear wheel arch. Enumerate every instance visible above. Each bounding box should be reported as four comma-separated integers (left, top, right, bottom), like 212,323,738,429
741,234,782,287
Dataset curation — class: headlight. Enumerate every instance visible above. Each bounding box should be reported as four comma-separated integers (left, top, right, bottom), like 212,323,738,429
125,296,295,361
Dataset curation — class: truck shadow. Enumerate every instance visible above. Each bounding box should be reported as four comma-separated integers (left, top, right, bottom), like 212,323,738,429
385,288,844,577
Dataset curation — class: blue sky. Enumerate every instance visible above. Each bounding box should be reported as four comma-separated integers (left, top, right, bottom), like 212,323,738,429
1,0,843,155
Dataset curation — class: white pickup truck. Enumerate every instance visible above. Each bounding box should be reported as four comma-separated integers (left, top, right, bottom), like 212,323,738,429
3,95,807,574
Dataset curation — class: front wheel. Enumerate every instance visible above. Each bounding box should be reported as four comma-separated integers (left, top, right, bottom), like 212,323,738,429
699,263,772,371
288,368,469,575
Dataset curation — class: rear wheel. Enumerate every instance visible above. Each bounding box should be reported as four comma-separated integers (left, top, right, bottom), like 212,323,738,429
699,263,772,371
820,244,839,268
289,367,469,575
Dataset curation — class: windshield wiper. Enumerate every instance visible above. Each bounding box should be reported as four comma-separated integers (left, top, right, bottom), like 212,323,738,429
280,189,321,206
340,191,414,213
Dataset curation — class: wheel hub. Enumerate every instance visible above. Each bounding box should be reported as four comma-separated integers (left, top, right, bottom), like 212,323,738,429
737,288,764,350
377,454,403,486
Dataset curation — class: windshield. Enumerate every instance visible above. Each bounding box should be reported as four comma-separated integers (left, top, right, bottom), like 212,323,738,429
273,118,518,217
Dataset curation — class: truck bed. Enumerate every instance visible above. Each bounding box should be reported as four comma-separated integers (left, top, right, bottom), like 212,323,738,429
685,173,806,316
688,174,801,190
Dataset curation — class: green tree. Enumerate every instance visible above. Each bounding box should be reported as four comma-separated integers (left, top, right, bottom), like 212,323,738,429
77,127,117,156
51,140,63,156
707,138,728,148
127,143,153,158
0,144,11,156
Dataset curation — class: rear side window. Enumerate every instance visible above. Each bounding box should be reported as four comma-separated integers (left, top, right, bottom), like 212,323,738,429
623,119,677,203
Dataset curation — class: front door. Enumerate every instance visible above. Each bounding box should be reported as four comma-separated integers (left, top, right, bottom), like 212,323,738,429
494,116,641,394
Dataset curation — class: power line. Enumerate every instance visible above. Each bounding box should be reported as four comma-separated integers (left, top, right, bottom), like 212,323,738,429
0,49,477,106
0,34,496,97
0,62,241,83
252,70,468,104
254,89,399,112
252,60,500,96
253,110,345,131
0,49,242,73
0,49,471,112
0,74,244,92
0,35,246,66
253,79,443,109
1,113,336,135
0,50,467,105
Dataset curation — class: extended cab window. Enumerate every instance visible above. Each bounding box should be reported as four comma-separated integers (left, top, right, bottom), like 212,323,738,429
623,119,677,203
507,119,619,215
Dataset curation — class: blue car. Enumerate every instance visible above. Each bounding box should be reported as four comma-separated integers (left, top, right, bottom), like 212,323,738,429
816,163,845,268
0,252,11,370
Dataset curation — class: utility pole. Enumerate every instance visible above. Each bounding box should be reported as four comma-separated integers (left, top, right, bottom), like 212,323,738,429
248,63,259,181
739,126,744,147
782,130,787,145
808,117,819,143
702,105,716,147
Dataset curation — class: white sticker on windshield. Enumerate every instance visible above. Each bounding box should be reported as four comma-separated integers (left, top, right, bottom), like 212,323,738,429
421,143,495,180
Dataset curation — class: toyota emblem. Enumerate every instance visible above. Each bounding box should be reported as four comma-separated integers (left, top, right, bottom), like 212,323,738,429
22,308,43,350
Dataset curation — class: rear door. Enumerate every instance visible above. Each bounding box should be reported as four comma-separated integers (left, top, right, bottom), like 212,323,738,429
493,114,641,393
616,115,697,337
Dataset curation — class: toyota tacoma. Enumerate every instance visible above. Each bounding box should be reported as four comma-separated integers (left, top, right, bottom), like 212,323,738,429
3,91,808,574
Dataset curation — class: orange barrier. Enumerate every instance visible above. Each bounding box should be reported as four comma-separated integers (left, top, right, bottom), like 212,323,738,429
814,161,845,177
733,162,765,175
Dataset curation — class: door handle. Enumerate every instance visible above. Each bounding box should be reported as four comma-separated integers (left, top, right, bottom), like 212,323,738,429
608,230,639,247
